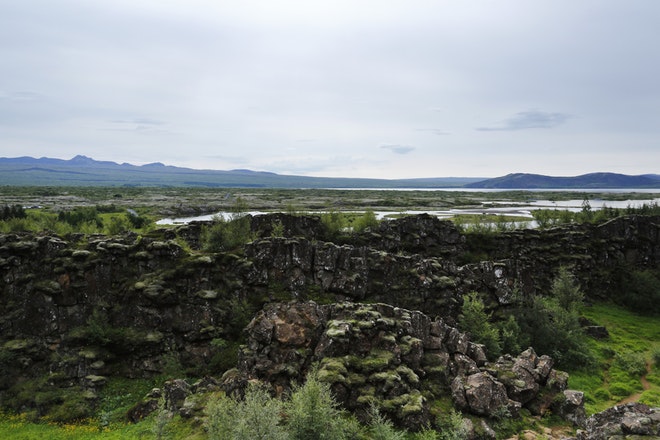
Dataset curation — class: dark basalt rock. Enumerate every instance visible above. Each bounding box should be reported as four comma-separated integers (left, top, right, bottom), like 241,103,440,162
235,301,579,428
570,403,660,440
0,214,658,421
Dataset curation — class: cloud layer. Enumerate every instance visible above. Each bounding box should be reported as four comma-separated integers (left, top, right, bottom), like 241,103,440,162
477,110,572,131
1,1,658,178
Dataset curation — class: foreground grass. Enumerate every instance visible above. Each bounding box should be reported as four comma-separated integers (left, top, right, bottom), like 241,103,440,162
0,411,148,439
0,412,206,440
568,302,660,414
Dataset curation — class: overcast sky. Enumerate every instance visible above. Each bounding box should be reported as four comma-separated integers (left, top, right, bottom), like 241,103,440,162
1,1,659,178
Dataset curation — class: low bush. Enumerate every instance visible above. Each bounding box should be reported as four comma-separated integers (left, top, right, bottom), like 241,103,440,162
609,382,634,398
613,351,648,377
202,216,254,252
639,389,660,407
352,210,379,233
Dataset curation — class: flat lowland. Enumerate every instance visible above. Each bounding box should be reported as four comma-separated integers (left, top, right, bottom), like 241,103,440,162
2,186,658,216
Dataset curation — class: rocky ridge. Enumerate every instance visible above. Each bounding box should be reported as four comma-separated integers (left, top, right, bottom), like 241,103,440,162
0,213,659,434
236,301,582,430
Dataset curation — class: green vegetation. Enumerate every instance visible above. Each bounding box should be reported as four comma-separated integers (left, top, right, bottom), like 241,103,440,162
1,187,660,437
507,268,594,368
452,214,530,233
0,203,153,235
202,197,256,252
458,292,502,360
206,383,289,440
0,369,472,439
0,204,26,220
202,216,253,252
202,368,458,440
533,201,660,229
568,302,660,414
459,268,593,369
610,268,660,315
285,369,350,440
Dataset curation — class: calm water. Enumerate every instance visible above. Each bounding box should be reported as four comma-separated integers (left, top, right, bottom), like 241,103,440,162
156,191,660,225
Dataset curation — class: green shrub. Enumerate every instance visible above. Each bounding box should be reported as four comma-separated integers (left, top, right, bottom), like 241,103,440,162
458,292,501,359
286,368,349,440
1,204,26,220
205,393,237,440
609,382,634,397
497,315,523,356
320,210,347,241
234,384,289,440
353,210,379,233
5,217,33,232
105,216,130,235
617,270,660,315
613,351,647,377
410,428,440,440
510,268,594,368
367,405,406,440
639,389,660,406
271,219,285,237
202,216,253,252
206,383,288,440
435,409,469,440
58,206,103,228
592,388,611,401
653,347,660,366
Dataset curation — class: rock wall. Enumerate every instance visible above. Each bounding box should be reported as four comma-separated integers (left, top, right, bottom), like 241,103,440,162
0,214,658,418
237,301,582,429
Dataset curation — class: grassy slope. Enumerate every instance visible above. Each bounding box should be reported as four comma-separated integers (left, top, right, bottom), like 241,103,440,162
568,302,660,414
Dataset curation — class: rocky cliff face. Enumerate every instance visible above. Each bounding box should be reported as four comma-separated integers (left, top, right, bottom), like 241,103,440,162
0,214,658,424
237,301,581,429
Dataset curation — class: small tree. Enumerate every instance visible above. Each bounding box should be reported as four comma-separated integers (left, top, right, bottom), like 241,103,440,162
203,216,253,252
353,210,379,233
368,404,406,440
458,292,502,359
286,368,349,440
552,266,583,313
511,267,594,367
496,315,524,355
206,384,288,440
320,210,347,241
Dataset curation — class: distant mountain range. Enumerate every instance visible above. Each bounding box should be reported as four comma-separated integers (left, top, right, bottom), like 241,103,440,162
465,172,660,189
0,156,658,189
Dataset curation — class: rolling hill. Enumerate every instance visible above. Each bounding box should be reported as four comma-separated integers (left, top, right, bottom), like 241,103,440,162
464,172,660,189
0,156,658,189
0,156,480,188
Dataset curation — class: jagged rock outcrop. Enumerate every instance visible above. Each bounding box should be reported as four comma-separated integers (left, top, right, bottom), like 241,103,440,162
355,213,466,258
236,301,582,428
465,215,660,297
570,403,660,439
0,214,658,419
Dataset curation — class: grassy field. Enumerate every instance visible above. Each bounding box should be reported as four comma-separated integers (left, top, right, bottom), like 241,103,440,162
2,186,658,215
568,302,660,414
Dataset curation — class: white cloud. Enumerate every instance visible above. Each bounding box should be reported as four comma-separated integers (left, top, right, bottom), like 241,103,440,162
477,110,572,131
381,145,416,155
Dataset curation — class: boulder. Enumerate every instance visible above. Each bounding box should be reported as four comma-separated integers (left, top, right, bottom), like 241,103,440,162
451,372,510,417
554,390,587,428
163,379,191,413
573,403,660,440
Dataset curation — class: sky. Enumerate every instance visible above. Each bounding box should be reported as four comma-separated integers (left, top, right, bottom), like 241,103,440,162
1,1,659,179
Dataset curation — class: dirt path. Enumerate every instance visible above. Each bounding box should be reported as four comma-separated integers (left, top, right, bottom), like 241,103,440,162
617,361,651,405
